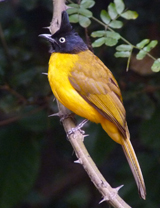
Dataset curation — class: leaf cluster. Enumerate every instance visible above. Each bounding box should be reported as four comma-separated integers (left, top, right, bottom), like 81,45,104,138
68,0,160,72
68,0,95,27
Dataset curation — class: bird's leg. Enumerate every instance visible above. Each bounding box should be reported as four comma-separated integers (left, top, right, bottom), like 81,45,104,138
67,119,88,137
49,111,88,138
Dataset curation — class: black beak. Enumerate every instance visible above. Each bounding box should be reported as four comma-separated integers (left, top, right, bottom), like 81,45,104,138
39,33,60,53
39,34,57,45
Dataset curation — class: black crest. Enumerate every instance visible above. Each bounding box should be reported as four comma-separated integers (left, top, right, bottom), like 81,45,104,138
53,11,72,37
39,11,88,54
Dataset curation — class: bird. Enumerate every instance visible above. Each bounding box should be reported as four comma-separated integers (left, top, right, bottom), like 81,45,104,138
39,11,146,199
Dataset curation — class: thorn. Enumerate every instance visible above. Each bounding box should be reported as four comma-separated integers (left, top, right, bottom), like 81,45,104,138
66,5,71,9
83,134,89,138
48,113,60,117
42,72,48,75
113,185,124,193
74,159,82,164
43,26,50,30
99,196,109,204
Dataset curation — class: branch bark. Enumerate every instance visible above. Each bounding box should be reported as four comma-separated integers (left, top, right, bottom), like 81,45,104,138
49,1,132,207
49,0,67,34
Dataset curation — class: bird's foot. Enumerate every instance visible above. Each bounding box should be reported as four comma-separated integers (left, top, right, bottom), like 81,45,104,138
67,119,88,137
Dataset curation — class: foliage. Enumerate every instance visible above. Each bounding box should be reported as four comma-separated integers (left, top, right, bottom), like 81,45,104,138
0,0,160,208
68,0,94,27
68,0,160,72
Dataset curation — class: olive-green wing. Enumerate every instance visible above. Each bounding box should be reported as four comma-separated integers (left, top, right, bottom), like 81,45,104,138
68,50,127,137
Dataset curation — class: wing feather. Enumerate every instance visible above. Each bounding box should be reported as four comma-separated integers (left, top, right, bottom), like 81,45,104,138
69,50,127,137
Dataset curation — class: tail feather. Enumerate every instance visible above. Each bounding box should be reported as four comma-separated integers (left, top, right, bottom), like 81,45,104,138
121,137,146,199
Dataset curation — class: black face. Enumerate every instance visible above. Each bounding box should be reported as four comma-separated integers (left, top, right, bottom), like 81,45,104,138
49,31,88,54
39,11,88,54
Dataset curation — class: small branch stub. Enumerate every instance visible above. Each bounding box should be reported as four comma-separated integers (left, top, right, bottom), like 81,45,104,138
49,0,67,34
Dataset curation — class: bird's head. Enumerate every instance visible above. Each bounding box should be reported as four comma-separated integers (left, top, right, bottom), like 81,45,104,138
39,11,88,54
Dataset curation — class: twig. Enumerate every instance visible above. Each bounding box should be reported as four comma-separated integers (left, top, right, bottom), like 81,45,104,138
49,1,131,207
0,84,27,104
49,0,67,34
56,101,131,208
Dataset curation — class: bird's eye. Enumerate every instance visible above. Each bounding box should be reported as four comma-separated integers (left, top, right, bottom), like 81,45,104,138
59,37,66,43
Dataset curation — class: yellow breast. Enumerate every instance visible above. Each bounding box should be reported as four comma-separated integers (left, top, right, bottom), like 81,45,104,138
48,52,102,123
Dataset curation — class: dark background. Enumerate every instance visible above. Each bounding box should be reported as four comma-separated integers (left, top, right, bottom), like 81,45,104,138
0,0,160,207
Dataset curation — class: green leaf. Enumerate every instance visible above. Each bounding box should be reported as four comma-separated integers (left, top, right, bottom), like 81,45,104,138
139,40,158,55
91,31,120,45
92,37,106,47
0,125,40,208
114,51,131,57
136,39,150,49
78,8,92,18
79,15,91,27
151,58,160,72
114,0,125,14
69,14,79,23
121,10,138,19
106,31,121,40
109,20,123,28
80,0,95,9
136,49,147,60
91,30,106,37
100,10,111,24
116,44,133,51
108,3,118,19
67,8,79,15
105,37,118,46
67,3,80,8
144,40,158,52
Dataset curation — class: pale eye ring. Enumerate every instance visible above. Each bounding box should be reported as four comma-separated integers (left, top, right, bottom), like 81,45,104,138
59,37,66,43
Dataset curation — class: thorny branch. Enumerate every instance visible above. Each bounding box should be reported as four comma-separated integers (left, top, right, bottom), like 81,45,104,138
49,1,131,207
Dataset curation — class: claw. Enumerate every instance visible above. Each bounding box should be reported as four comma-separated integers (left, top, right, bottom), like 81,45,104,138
67,119,88,137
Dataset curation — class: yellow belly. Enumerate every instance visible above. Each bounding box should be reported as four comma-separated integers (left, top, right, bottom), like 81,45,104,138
48,52,102,123
48,52,125,144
